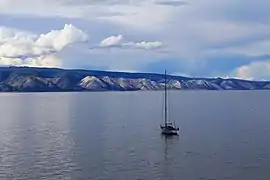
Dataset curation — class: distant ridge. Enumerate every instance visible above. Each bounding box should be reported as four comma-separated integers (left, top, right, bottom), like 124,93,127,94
0,66,269,92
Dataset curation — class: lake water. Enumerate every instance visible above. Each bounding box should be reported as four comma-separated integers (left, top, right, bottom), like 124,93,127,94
0,91,270,180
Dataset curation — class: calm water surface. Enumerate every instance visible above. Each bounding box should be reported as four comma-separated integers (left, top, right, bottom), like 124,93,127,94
0,91,270,180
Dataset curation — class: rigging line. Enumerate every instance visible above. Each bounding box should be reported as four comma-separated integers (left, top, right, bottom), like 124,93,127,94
167,77,170,122
161,80,165,125
167,79,170,123
162,89,164,124
165,69,167,125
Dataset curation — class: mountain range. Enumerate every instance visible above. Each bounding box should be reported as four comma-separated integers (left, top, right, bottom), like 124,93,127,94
0,66,269,92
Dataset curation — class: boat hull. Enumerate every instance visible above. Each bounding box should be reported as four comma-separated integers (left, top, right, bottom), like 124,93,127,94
160,127,179,136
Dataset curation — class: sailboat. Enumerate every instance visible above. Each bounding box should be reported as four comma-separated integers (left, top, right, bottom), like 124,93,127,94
160,70,180,136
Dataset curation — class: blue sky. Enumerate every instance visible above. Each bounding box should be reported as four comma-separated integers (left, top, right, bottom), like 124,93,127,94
0,0,270,80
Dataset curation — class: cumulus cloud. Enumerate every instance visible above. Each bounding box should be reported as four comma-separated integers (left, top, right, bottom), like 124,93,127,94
0,24,88,67
98,35,164,50
0,57,23,66
0,42,55,59
0,26,36,43
35,24,88,51
0,55,61,67
232,60,270,80
24,55,62,67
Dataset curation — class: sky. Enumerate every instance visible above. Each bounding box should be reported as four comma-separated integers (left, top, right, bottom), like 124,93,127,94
0,0,270,80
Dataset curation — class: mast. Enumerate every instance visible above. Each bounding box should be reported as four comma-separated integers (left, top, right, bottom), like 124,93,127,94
164,70,167,126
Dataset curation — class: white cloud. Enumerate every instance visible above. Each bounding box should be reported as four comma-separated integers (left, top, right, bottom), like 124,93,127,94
99,35,164,50
0,57,23,66
100,35,123,47
124,41,163,50
0,26,36,43
0,24,88,67
24,55,62,67
0,42,55,58
233,60,270,80
0,55,61,67
36,24,88,51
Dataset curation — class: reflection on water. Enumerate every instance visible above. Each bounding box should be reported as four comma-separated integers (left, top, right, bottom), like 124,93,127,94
160,135,180,180
0,91,270,180
0,93,79,179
